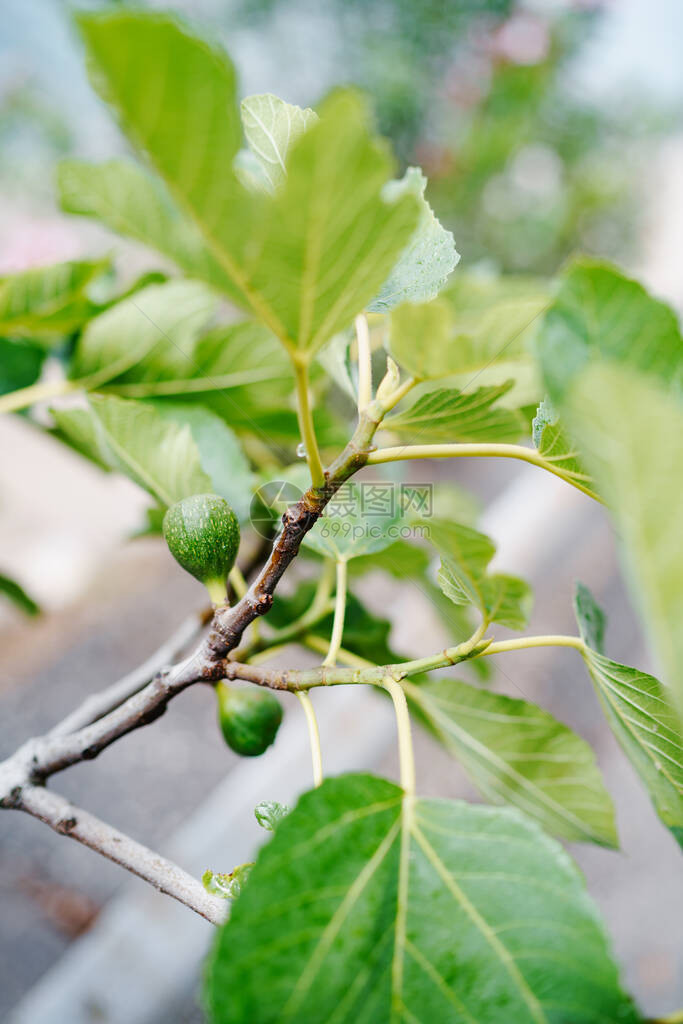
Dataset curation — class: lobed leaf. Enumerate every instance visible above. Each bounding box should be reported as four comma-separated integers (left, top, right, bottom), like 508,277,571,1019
245,88,420,353
57,159,240,302
206,774,638,1024
406,678,617,846
574,583,683,848
79,12,419,354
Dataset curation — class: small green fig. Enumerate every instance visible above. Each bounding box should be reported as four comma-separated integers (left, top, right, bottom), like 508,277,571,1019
216,682,283,757
163,494,239,602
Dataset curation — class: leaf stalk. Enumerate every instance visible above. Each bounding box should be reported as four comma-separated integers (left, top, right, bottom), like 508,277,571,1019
292,356,325,488
367,442,601,501
323,559,348,666
297,691,323,787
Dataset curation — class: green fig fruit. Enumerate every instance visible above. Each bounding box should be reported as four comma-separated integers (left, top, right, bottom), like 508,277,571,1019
163,494,239,602
216,682,283,757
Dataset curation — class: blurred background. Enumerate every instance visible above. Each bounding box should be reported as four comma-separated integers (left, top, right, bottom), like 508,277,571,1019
1,1,682,1021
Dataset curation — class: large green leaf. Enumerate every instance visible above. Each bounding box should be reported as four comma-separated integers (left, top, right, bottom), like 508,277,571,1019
79,11,244,263
427,519,532,630
70,280,217,387
234,87,418,354
385,381,524,443
240,93,318,192
206,774,638,1024
531,399,598,501
565,364,683,720
538,259,683,404
0,259,107,339
574,583,683,848
406,678,616,846
368,167,459,312
84,395,212,506
58,159,238,301
79,12,418,354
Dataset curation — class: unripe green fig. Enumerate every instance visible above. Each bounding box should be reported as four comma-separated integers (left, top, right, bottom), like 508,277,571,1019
163,494,239,603
216,682,283,757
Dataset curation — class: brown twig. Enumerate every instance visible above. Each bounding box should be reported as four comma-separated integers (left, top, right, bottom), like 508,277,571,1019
17,786,228,925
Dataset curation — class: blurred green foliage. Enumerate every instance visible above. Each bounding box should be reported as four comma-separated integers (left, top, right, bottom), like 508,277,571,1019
233,0,648,273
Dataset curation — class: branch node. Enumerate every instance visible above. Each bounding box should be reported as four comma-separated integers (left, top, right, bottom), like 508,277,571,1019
56,815,78,835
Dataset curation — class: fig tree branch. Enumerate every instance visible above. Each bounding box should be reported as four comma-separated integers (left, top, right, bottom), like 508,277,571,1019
232,559,337,662
0,650,229,923
0,403,383,784
0,400,387,918
15,785,228,925
223,632,492,691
